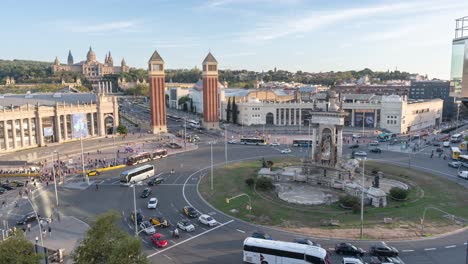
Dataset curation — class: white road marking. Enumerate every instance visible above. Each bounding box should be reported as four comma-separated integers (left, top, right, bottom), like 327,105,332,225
146,220,234,258
424,248,436,251
402,249,415,252
143,240,149,244
163,254,173,261
445,245,456,248
236,229,245,233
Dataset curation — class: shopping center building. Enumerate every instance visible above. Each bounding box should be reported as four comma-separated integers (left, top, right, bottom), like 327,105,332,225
0,91,119,152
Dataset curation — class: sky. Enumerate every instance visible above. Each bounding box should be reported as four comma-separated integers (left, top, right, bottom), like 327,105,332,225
1,0,467,79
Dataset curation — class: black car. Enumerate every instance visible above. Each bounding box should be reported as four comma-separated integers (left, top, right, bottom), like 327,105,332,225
335,242,365,257
0,184,15,190
17,212,38,225
148,177,164,186
183,206,199,218
436,147,444,153
370,148,382,153
0,187,6,194
293,238,321,247
349,144,360,149
432,142,441,147
369,242,399,257
140,188,152,198
10,181,25,187
251,230,272,240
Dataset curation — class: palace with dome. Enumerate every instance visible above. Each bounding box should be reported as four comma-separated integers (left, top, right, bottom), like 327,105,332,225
51,47,129,80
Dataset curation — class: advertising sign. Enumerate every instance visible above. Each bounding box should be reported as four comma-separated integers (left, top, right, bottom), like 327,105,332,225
43,127,53,137
72,113,88,138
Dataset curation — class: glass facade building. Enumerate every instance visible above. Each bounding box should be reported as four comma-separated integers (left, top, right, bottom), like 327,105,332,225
450,17,468,100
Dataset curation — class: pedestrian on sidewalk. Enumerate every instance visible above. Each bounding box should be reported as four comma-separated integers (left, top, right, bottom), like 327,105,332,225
27,223,31,232
42,228,46,239
2,200,5,208
48,226,52,237
95,183,99,191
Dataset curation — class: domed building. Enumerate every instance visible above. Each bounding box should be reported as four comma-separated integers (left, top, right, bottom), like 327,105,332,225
51,47,129,80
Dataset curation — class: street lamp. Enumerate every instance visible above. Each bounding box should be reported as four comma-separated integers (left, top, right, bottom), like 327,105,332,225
224,124,229,167
51,151,59,211
130,184,138,237
210,141,214,191
226,193,252,211
22,196,44,248
80,135,88,184
359,157,367,239
456,101,461,129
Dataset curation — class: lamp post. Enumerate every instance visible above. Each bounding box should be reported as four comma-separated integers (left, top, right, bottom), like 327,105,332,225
51,151,59,210
23,196,44,248
224,125,228,167
210,141,214,191
360,157,366,239
226,193,252,211
456,101,461,129
80,135,88,184
113,135,117,165
131,184,138,237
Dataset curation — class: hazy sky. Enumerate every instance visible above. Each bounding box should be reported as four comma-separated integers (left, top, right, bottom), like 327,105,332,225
1,0,467,79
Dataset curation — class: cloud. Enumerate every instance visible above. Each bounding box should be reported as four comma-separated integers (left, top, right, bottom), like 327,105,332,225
67,20,141,33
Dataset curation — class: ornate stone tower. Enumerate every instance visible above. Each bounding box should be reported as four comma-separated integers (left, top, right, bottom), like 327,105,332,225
202,52,220,129
148,50,167,134
107,52,114,66
67,50,74,65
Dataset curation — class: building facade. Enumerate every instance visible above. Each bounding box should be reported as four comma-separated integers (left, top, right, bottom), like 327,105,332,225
148,50,167,134
334,84,410,96
450,17,468,107
0,92,119,152
51,47,129,80
409,80,454,121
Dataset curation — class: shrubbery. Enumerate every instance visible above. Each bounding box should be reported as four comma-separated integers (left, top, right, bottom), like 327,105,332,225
256,177,274,190
389,187,409,200
245,178,255,187
339,195,361,213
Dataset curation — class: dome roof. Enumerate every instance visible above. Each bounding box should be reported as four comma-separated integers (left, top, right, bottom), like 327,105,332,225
86,47,96,62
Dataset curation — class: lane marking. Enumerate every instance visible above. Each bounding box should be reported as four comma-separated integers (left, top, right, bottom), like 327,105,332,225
236,229,245,233
163,254,173,261
424,248,436,251
445,245,456,248
146,220,234,258
402,249,415,252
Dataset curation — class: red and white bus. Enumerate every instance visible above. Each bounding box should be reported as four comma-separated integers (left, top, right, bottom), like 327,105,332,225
151,149,168,160
126,152,152,166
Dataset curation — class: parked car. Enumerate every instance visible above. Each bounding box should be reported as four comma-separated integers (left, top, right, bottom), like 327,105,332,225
198,214,218,227
269,142,280,146
369,242,399,257
150,217,170,228
448,161,461,168
140,188,152,198
354,151,367,157
16,212,38,225
139,221,156,235
335,242,365,257
147,198,158,209
148,177,164,186
370,148,382,153
369,141,380,146
349,144,360,149
457,170,468,179
183,206,199,218
352,134,361,139
280,148,292,154
1,184,15,190
251,230,272,240
228,140,237,144
150,233,168,248
177,219,195,232
293,238,321,247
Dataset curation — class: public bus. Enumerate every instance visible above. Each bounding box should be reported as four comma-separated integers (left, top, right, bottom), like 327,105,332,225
292,139,313,147
459,155,468,168
151,149,168,160
451,147,461,160
377,133,397,142
243,237,330,264
126,152,152,166
120,165,155,186
240,137,267,145
450,133,463,143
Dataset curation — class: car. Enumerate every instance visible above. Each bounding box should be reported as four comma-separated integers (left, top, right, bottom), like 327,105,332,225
443,141,451,147
335,242,365,257
370,148,382,153
183,206,199,218
369,256,405,264
354,151,367,156
280,148,292,154
10,181,24,187
251,230,272,240
130,212,144,225
148,177,164,186
448,161,461,168
0,187,6,194
1,184,15,190
369,141,380,146
352,134,361,139
16,212,38,225
436,147,443,153
177,219,195,232
140,188,152,198
369,242,399,257
342,257,364,264
269,142,280,146
457,170,468,179
228,140,237,144
150,217,170,228
150,233,168,248
292,238,321,247
432,142,441,147
139,221,156,235
349,144,360,149
147,198,158,209
198,214,218,227
87,170,100,177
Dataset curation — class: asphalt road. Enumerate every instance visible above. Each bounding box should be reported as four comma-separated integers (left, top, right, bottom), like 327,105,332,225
2,125,468,264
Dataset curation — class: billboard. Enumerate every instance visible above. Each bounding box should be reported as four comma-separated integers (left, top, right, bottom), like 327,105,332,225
43,127,53,137
354,112,375,128
72,113,88,138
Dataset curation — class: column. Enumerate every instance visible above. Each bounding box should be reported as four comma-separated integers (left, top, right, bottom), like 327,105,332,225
36,116,44,147
299,108,302,126
374,110,377,128
311,125,317,160
113,98,119,131
12,119,17,149
289,108,293,125
63,115,68,140
20,118,25,147
351,109,355,127
337,126,343,161
27,118,33,146
55,114,61,143
3,121,8,150
90,113,95,135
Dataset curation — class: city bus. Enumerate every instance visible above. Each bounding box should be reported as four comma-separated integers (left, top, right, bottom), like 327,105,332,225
450,133,463,143
292,139,313,147
151,149,168,160
120,165,155,186
451,147,461,160
378,133,397,142
126,152,152,166
459,155,468,168
243,237,330,264
240,137,267,145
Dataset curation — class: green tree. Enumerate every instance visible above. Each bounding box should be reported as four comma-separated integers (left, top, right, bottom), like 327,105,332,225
226,97,231,123
178,96,190,107
232,97,238,124
389,187,409,200
72,211,147,264
117,124,128,135
183,103,188,112
0,231,42,264
256,177,274,190
245,178,255,187
189,98,194,113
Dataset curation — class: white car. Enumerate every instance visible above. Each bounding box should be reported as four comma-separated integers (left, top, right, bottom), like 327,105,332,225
269,142,280,146
354,151,367,156
458,170,468,179
352,134,361,139
147,198,158,209
198,214,218,227
342,257,364,264
177,219,195,232
443,141,451,147
228,140,237,144
139,221,156,235
281,148,292,154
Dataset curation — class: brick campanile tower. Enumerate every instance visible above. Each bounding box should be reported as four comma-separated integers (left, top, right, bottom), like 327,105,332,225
202,52,220,129
148,50,167,134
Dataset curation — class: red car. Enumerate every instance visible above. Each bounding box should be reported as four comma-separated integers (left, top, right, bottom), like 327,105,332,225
150,233,168,248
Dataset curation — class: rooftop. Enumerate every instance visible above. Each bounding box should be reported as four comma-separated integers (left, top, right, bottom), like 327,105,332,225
0,93,98,107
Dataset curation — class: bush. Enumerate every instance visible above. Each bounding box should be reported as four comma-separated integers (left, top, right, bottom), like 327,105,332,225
390,187,409,200
245,178,255,187
256,177,274,190
339,195,360,209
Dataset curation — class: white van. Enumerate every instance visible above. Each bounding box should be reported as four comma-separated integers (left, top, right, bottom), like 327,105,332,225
443,141,451,147
458,171,468,179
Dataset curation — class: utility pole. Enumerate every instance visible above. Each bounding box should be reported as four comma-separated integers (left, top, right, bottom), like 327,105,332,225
80,135,88,184
224,125,228,167
210,141,214,191
52,151,59,209
132,185,138,237
360,157,366,239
